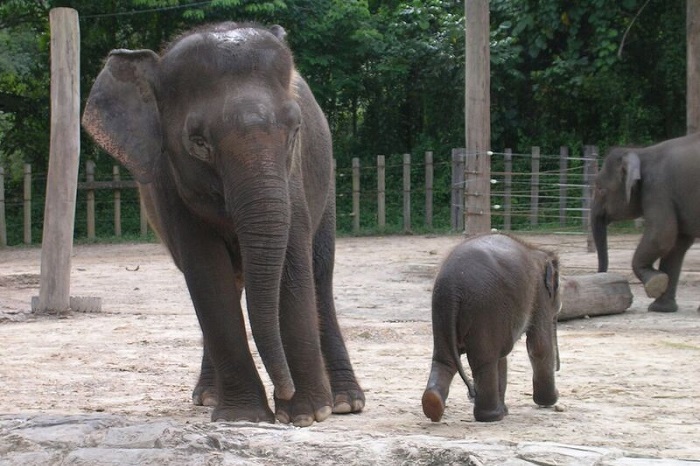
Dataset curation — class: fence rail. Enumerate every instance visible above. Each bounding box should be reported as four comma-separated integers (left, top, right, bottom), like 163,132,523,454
0,146,602,246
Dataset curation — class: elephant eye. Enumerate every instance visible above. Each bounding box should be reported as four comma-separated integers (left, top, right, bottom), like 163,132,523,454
188,135,212,162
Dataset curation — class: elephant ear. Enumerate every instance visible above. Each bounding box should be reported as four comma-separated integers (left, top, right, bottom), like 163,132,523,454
623,152,641,205
82,49,161,184
269,25,287,42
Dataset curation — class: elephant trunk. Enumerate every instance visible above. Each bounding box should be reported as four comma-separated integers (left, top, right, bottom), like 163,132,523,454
228,171,295,401
591,208,609,273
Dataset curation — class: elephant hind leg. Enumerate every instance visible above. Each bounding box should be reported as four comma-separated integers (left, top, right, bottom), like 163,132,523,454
192,342,217,406
313,211,365,415
472,360,507,422
422,359,456,422
422,388,446,422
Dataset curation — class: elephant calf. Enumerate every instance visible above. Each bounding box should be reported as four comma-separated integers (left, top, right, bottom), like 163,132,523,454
422,233,562,422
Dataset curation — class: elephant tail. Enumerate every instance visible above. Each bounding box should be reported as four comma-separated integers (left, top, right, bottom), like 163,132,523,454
450,310,476,399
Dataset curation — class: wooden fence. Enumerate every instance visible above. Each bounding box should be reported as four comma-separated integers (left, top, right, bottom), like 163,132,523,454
336,146,599,234
0,146,600,246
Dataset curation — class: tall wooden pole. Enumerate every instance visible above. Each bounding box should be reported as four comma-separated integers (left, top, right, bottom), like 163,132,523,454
35,8,81,313
688,0,700,134
464,0,491,235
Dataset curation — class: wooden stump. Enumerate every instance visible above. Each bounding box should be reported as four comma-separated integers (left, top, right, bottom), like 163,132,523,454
559,272,633,321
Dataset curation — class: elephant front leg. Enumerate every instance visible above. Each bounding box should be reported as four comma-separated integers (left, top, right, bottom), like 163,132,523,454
193,270,244,406
526,326,558,408
648,235,693,313
183,244,274,423
274,242,333,427
632,222,677,299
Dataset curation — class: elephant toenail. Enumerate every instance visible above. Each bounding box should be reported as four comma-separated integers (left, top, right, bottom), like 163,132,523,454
293,415,315,427
276,411,290,424
316,405,332,422
333,401,352,414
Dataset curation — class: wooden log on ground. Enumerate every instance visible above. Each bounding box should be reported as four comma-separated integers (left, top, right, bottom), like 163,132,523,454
559,272,633,321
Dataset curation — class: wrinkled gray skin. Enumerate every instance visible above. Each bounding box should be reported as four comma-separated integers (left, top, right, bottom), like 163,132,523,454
422,233,561,422
591,133,700,313
82,23,364,427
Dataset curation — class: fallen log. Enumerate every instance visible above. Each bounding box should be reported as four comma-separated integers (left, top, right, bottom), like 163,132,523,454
559,272,633,321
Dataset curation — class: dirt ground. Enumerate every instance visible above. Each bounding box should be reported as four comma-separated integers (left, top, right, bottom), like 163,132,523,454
1,233,699,461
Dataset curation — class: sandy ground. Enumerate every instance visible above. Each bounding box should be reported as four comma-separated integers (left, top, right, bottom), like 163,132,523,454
0,233,699,461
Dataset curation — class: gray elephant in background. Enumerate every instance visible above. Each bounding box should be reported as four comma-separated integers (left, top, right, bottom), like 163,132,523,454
422,233,561,422
591,133,700,313
82,23,364,427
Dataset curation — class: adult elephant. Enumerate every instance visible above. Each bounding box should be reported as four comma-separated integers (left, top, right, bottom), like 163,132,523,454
82,23,364,426
591,133,700,313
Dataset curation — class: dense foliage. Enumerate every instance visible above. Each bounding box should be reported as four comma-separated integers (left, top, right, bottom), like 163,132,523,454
0,0,688,241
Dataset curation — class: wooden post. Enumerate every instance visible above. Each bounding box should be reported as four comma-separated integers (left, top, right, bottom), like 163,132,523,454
86,160,96,240
451,148,465,231
559,146,569,226
582,145,598,252
113,165,121,237
424,151,433,228
377,155,386,231
464,0,491,235
688,0,700,134
464,150,481,234
530,146,540,227
139,193,148,238
0,166,5,247
36,8,88,313
352,157,360,234
23,163,31,245
403,153,411,233
503,148,512,231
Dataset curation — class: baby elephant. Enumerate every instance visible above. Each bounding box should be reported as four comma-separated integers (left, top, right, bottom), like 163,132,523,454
422,233,562,422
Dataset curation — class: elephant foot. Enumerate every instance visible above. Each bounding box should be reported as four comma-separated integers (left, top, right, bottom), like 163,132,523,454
648,298,678,313
275,392,333,427
332,389,365,414
211,404,275,423
328,370,365,414
192,385,217,407
643,273,669,299
473,403,507,422
421,388,446,422
533,387,559,407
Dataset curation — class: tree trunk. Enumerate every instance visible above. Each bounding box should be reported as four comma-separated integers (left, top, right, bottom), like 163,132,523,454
559,273,633,321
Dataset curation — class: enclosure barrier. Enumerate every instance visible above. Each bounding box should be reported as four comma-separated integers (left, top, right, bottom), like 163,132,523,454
335,146,599,235
0,146,600,246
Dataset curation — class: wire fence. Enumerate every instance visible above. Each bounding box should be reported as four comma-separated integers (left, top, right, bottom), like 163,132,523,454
334,146,600,236
0,146,602,246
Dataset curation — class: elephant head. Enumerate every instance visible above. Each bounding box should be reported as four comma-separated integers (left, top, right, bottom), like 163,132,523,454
591,148,642,273
82,24,303,400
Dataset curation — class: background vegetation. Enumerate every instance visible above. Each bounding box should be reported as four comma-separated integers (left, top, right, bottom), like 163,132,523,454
0,0,687,242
